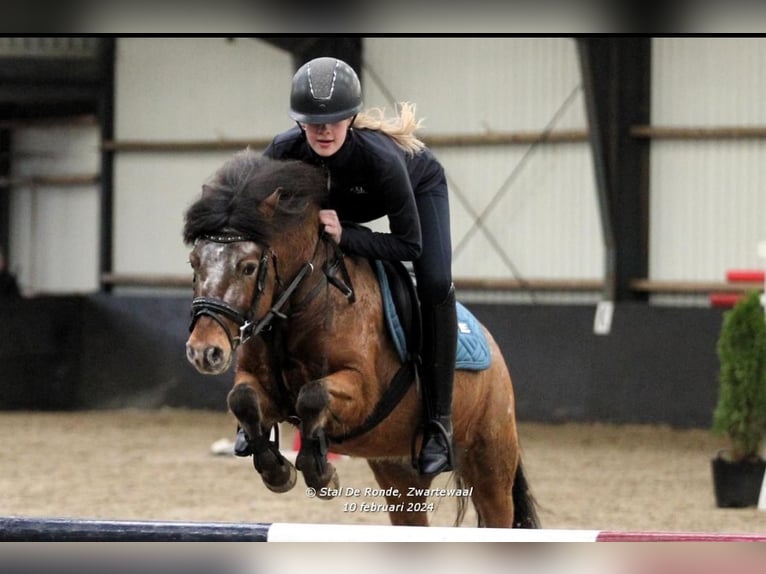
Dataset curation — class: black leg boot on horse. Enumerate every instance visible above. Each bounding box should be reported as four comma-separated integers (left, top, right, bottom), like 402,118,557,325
417,284,457,476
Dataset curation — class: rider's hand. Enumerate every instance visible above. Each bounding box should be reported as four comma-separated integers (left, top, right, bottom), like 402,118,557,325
319,209,343,244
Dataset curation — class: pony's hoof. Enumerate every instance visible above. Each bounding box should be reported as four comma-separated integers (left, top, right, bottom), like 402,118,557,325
316,469,340,500
262,461,297,493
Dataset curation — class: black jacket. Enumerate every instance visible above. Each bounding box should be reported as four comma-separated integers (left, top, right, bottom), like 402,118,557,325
264,126,444,263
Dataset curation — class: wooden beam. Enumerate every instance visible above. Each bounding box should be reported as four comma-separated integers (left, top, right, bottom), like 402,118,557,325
0,174,99,188
0,114,98,129
100,273,602,292
630,279,763,294
99,273,765,296
100,139,269,152
423,130,587,147
100,273,190,288
455,277,602,292
631,125,766,140
101,130,588,153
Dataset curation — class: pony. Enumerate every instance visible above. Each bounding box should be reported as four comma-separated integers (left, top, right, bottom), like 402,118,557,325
183,149,538,528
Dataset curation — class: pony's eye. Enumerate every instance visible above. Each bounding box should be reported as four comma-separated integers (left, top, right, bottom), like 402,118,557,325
242,263,257,276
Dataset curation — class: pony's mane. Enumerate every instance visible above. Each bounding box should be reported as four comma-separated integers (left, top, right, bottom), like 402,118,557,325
183,150,328,245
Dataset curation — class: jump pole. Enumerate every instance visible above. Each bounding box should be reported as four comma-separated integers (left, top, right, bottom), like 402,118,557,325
266,523,766,542
711,255,766,308
0,516,270,542
1,517,765,542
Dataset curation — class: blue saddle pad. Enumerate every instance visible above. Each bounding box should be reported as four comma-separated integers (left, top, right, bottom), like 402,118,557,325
375,261,492,371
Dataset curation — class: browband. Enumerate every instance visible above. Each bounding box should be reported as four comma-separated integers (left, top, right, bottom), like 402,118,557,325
199,233,255,244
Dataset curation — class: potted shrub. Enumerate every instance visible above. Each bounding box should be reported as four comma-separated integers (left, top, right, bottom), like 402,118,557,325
711,290,766,508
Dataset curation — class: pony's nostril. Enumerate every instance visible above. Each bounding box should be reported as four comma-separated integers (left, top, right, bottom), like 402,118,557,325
185,343,197,364
205,346,224,367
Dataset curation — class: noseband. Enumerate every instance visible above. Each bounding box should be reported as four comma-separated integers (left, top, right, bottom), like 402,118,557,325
188,231,353,351
189,236,275,351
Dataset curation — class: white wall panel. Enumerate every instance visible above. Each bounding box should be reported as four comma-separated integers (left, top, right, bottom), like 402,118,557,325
363,38,587,132
11,38,603,294
116,38,293,139
650,140,766,280
9,125,100,294
653,38,766,125
651,38,766,283
364,37,602,283
112,152,240,276
13,36,766,303
112,38,292,278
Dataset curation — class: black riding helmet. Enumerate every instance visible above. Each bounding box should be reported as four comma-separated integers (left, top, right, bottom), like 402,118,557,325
289,57,362,124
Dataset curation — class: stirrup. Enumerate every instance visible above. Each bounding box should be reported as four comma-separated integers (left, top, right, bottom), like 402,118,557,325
417,419,454,476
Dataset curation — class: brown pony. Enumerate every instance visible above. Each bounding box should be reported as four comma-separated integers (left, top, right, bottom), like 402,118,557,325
183,150,538,528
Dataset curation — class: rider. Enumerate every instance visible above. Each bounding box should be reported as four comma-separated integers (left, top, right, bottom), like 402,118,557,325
261,56,457,476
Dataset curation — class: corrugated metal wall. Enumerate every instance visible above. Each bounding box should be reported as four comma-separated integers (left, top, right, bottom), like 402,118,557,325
363,38,602,286
9,37,766,302
111,39,292,280
106,38,603,296
10,126,100,293
651,38,766,283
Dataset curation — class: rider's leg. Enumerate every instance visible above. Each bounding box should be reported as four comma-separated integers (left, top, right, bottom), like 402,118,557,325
417,284,457,475
413,175,456,476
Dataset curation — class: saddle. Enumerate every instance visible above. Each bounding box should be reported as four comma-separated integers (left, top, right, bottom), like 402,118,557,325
375,259,421,362
374,260,492,371
323,259,493,445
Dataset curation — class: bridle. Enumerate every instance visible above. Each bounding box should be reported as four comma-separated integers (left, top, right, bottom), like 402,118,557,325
188,230,354,352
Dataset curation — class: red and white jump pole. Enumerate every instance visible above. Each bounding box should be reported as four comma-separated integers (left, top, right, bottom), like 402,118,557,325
265,523,766,542
1,516,765,542
709,241,766,309
710,269,765,308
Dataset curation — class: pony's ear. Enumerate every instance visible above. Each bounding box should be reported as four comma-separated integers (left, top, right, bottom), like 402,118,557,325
201,184,216,199
258,187,283,217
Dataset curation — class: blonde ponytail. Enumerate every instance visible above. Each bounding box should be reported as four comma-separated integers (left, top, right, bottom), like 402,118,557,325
352,102,426,155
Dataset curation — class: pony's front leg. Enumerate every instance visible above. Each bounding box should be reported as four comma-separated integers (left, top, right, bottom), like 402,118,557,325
227,382,297,493
293,376,352,498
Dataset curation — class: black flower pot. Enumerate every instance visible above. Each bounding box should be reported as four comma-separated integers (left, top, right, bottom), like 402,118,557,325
711,454,766,508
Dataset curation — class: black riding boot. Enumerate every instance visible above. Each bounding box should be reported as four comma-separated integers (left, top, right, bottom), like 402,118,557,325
417,284,457,476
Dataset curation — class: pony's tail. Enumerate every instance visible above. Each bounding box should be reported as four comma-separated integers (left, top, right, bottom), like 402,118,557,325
452,472,470,527
512,459,540,529
453,458,540,528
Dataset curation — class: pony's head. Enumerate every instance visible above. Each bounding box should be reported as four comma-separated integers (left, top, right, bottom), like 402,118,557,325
184,150,328,374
